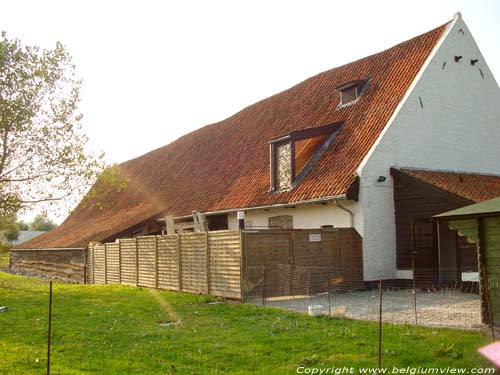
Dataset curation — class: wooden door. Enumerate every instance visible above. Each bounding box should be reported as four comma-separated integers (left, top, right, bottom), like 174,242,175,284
411,219,439,285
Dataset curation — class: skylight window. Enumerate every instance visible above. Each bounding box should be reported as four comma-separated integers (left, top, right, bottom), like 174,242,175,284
269,122,343,192
337,79,369,108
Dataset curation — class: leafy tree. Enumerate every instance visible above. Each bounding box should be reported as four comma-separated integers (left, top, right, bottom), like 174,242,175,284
3,222,19,243
28,211,57,231
17,220,28,231
0,213,19,243
0,32,109,220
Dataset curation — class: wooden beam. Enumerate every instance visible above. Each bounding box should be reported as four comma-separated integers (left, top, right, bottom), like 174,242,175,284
104,243,108,284
154,236,159,289
135,237,139,287
206,232,210,295
177,234,182,291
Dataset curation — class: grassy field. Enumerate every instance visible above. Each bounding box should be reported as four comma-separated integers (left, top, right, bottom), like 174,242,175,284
0,271,493,374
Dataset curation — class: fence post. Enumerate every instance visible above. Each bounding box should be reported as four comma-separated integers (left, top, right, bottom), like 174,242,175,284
206,232,210,295
135,238,139,287
307,267,311,306
83,248,87,285
46,281,53,375
412,256,418,325
154,237,159,289
378,279,383,369
327,265,332,316
118,239,122,284
289,231,295,296
239,230,245,302
177,234,182,292
262,264,267,307
104,243,108,285
91,246,95,284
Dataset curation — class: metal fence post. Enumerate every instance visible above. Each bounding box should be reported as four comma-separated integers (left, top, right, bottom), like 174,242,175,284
412,257,418,325
262,264,267,307
47,281,53,375
327,265,332,316
378,279,383,369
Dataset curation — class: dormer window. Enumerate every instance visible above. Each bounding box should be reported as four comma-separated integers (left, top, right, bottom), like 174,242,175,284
275,142,292,190
270,122,343,192
337,79,369,108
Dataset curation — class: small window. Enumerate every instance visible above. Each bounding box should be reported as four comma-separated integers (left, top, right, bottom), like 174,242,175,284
269,215,293,229
337,79,369,108
269,122,343,192
340,86,358,105
276,142,292,190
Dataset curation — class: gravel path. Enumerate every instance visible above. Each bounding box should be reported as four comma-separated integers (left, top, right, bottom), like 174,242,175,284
249,288,481,330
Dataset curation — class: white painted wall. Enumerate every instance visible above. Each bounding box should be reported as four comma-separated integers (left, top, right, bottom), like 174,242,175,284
227,200,362,231
358,15,500,280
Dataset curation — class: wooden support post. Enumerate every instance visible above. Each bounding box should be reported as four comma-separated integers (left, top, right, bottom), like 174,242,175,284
206,232,210,295
482,263,496,340
177,234,182,291
239,230,245,302
336,229,341,273
118,240,122,284
83,248,87,285
91,246,95,284
104,243,108,284
478,218,489,326
289,231,295,295
135,237,139,287
154,236,159,289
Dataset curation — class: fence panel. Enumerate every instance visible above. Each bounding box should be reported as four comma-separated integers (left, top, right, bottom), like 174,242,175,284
209,230,242,299
120,238,137,286
105,243,120,284
88,247,94,283
93,245,106,284
243,231,291,298
157,235,179,290
241,228,364,299
137,236,156,288
89,231,242,299
180,233,208,294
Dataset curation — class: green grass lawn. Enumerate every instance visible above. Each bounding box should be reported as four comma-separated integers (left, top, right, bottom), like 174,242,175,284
0,272,494,374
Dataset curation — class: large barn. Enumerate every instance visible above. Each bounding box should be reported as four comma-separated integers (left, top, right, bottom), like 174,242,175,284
18,13,500,284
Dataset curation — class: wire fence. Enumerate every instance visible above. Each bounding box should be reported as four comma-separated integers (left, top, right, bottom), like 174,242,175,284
244,266,484,331
0,266,497,374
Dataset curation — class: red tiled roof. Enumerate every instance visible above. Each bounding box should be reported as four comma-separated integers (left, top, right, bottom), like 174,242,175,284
397,168,500,203
20,22,449,249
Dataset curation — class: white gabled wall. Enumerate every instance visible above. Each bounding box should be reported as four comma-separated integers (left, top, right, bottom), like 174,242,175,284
227,200,362,231
358,16,500,280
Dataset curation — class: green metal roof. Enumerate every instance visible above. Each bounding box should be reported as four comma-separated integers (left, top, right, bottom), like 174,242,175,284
434,196,500,220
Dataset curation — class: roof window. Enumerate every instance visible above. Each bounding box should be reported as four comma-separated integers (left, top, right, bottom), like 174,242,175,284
269,122,343,192
337,79,369,108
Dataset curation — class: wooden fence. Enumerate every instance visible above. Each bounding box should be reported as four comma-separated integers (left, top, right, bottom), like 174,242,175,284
87,228,363,301
9,248,87,283
88,230,242,299
242,228,363,298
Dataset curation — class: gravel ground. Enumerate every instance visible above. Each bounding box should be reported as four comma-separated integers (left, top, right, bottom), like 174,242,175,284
248,288,482,330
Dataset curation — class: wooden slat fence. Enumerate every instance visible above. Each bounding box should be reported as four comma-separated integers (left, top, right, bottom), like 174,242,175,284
88,228,363,301
241,228,363,298
88,230,242,299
